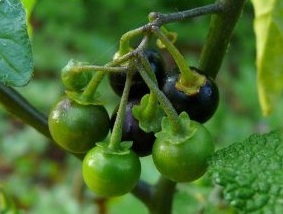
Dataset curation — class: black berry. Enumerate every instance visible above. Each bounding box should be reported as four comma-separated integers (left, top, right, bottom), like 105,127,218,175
162,68,219,123
110,99,155,157
108,49,165,98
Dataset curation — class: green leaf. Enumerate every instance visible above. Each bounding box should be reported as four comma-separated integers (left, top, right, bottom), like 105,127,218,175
209,130,283,213
0,0,33,86
251,0,283,116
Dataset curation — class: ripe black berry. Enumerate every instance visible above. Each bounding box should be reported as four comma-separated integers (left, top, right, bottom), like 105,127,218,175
110,99,155,157
162,68,219,123
108,49,165,98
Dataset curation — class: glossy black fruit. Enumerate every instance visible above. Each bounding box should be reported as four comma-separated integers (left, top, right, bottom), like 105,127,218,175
110,99,155,157
108,49,165,98
162,68,219,123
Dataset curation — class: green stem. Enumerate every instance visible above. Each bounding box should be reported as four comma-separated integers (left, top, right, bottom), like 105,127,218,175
81,71,105,100
143,92,158,119
74,65,128,73
137,51,158,84
198,0,247,78
135,59,181,133
108,68,134,150
149,177,176,214
136,51,160,119
0,83,51,139
153,27,195,83
152,27,206,95
81,51,135,102
119,27,145,55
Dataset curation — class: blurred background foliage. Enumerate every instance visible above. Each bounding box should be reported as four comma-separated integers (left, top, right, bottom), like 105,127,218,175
1,0,283,213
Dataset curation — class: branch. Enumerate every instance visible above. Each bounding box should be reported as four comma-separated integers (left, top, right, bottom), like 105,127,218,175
0,82,51,138
149,177,177,214
198,0,247,78
131,179,154,208
149,3,223,26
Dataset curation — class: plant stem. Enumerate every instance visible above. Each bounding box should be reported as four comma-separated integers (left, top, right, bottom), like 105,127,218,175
0,83,51,139
135,58,181,132
142,92,158,119
135,51,160,119
131,179,154,207
108,68,134,150
149,177,176,214
119,27,145,55
152,27,195,83
198,0,247,78
74,65,128,101
74,65,128,73
81,51,135,102
149,3,223,25
81,71,105,100
152,27,206,95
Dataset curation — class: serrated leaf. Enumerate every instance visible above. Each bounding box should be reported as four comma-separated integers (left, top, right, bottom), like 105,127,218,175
209,130,283,213
0,0,33,86
251,0,283,116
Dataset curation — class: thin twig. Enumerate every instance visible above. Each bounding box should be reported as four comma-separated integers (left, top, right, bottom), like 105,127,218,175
149,3,223,26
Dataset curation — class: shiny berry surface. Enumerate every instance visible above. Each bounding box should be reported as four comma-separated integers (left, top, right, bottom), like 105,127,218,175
108,49,165,98
162,68,219,123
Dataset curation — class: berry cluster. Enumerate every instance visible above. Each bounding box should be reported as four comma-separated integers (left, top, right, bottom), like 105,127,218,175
48,27,219,197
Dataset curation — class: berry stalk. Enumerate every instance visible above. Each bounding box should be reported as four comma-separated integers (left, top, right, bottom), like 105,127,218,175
152,27,206,95
135,57,182,133
108,67,134,150
81,51,135,102
119,27,145,55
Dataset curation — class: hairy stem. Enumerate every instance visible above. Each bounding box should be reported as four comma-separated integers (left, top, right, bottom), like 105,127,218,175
152,27,195,82
108,68,133,149
152,27,206,95
74,65,128,73
135,58,181,133
81,71,105,100
199,0,247,78
119,27,145,55
81,51,135,101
